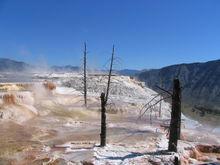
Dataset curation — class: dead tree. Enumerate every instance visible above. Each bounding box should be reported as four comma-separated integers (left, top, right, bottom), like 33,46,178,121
159,78,163,117
100,45,115,147
168,78,181,152
83,42,87,107
138,78,181,152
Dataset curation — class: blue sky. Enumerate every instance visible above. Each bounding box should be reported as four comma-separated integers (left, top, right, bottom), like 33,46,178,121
0,0,220,69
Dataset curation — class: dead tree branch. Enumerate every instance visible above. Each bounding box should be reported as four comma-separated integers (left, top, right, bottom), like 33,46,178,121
139,91,171,116
155,85,172,96
105,45,114,103
137,95,172,121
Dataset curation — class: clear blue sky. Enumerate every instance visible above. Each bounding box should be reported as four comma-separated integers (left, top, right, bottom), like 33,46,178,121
0,0,220,69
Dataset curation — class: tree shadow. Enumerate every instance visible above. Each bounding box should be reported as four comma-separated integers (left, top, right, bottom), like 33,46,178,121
102,150,173,161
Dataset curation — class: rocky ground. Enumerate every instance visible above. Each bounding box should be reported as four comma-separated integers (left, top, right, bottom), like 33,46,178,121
0,72,219,164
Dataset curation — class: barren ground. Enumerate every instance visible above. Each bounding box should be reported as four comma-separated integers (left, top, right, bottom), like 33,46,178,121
0,73,219,164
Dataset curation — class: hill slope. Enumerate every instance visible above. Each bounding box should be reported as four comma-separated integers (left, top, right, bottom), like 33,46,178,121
138,59,220,112
117,69,141,76
0,58,31,72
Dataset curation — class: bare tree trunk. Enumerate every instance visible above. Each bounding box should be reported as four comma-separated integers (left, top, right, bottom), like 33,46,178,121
168,78,181,152
83,42,87,107
100,45,115,147
100,92,106,147
105,45,114,103
159,79,163,117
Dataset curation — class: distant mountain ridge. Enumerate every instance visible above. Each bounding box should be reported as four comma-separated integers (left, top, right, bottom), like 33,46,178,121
0,58,80,72
0,58,31,72
0,58,140,74
138,59,220,113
